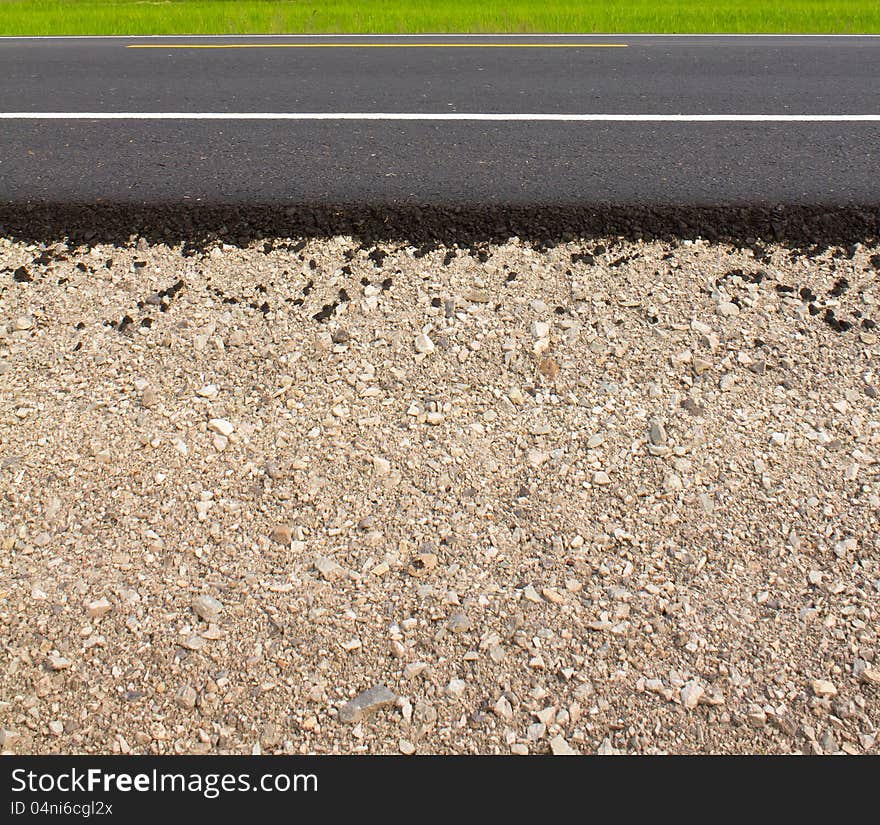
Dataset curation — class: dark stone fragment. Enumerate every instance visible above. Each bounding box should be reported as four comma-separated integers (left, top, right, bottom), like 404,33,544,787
823,309,851,332
313,302,337,323
165,279,184,297
800,287,817,302
829,277,849,297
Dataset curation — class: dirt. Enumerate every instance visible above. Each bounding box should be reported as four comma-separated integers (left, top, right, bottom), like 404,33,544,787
1,227,879,754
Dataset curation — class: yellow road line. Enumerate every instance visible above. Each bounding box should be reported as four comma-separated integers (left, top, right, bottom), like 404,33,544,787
127,43,628,49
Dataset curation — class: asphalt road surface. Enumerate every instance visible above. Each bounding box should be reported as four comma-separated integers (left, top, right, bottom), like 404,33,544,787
1,34,879,206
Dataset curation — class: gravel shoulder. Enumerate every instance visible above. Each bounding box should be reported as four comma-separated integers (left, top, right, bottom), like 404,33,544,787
1,228,879,755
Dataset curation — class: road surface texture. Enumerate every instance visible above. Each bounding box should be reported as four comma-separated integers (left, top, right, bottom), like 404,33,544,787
0,34,879,207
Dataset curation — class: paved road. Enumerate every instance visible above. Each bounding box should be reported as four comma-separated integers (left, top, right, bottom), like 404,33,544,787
1,34,879,206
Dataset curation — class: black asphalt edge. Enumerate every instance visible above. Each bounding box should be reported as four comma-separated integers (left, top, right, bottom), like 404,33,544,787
0,202,878,249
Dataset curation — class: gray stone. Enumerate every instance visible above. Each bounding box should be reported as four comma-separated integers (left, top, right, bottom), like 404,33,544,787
174,684,197,709
338,685,396,724
648,418,667,447
192,594,222,623
447,611,471,633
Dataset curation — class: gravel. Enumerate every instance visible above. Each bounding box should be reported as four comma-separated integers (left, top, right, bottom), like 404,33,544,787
1,227,879,755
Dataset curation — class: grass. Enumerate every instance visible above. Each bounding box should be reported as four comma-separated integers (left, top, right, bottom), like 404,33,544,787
0,1,879,36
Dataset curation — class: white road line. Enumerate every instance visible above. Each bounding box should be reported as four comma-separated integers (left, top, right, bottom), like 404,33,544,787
1,113,879,121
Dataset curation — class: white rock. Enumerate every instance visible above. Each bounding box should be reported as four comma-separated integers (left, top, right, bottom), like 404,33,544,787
811,679,837,698
208,418,234,437
680,680,704,709
414,333,435,354
531,321,551,340
445,679,467,699
549,735,579,755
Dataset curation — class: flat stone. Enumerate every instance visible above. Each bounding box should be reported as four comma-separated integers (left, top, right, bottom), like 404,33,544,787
338,685,396,724
208,418,234,437
192,594,223,623
811,679,838,698
447,611,471,633
86,598,112,618
549,735,579,755
314,556,345,581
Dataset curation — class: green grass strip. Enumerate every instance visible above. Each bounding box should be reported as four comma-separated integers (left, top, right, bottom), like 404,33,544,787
1,1,879,37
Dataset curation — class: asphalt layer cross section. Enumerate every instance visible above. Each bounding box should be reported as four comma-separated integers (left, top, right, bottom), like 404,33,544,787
0,34,879,206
